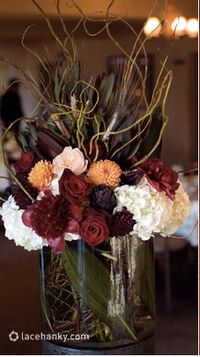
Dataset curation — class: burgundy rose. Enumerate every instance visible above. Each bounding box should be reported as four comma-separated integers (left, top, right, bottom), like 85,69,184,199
111,208,135,237
14,151,36,174
59,169,89,205
141,158,179,200
90,184,117,213
80,207,110,247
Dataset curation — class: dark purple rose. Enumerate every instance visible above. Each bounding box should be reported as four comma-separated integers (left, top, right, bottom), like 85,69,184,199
120,169,144,186
90,184,117,213
111,208,135,237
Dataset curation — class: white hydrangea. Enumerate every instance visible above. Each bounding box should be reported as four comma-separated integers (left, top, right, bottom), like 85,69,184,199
0,196,48,251
49,176,60,196
160,182,191,236
114,177,174,241
64,232,80,241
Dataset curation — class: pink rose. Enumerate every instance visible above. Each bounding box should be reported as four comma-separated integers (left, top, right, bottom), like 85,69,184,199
52,147,88,176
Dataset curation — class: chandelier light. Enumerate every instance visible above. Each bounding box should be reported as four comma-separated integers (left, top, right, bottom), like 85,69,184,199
143,17,161,37
144,16,198,38
171,16,187,36
186,18,198,38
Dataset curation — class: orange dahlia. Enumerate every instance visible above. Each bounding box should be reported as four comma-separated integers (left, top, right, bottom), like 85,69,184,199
87,160,122,189
28,160,53,190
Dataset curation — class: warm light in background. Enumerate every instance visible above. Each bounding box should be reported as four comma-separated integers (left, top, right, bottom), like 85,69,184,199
171,16,187,36
143,17,161,37
186,18,198,37
144,16,198,38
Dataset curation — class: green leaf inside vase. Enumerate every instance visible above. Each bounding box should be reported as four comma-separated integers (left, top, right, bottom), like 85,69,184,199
62,242,136,341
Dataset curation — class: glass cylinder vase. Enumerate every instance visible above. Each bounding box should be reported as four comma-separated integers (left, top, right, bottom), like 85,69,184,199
40,235,155,355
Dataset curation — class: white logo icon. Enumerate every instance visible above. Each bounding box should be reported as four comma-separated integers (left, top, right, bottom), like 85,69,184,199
9,331,19,342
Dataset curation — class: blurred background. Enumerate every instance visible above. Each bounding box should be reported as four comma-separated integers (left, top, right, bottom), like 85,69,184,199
0,0,198,355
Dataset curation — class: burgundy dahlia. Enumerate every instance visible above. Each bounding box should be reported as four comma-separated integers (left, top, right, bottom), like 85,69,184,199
111,208,135,237
141,158,179,200
23,195,69,239
90,184,117,213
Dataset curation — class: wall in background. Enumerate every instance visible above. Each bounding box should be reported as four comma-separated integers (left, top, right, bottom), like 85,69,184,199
0,0,197,22
146,37,198,167
0,39,38,118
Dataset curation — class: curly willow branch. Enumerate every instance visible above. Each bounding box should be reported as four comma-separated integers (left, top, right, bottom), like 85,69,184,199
90,67,172,151
70,80,100,114
32,0,72,60
56,0,75,59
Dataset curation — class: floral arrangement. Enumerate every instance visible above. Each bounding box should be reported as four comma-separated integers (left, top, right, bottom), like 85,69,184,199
0,0,192,345
0,148,191,253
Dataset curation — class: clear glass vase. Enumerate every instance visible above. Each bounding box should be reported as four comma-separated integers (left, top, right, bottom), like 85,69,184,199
40,235,155,352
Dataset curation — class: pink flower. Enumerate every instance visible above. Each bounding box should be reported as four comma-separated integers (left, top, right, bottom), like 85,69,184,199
52,147,88,177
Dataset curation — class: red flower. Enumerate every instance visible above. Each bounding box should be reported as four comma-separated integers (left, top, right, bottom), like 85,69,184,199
120,169,144,186
80,207,110,247
111,208,135,237
68,204,83,222
65,205,84,234
22,195,69,240
141,158,179,200
90,184,117,213
59,169,89,205
4,176,37,209
14,151,36,174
